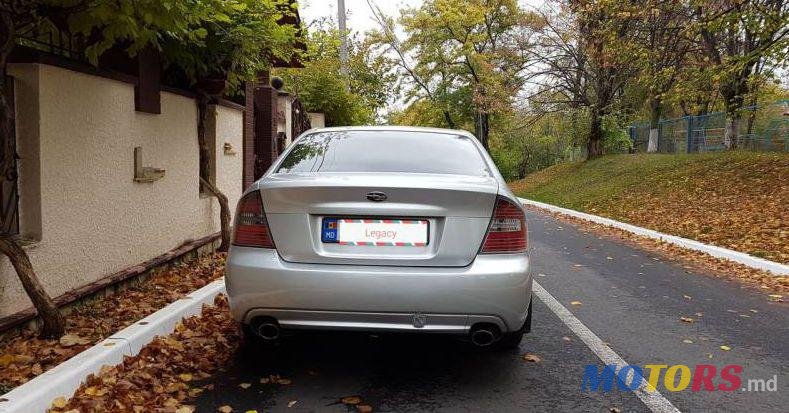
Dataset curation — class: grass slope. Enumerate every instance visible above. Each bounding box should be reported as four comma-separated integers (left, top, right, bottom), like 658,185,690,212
510,152,789,264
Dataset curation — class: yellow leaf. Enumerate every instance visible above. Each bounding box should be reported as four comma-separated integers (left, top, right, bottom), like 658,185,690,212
52,396,68,409
176,407,195,413
680,317,694,323
179,373,193,382
570,301,582,306
84,386,98,396
522,353,541,363
218,406,233,413
0,354,13,367
720,345,732,351
341,396,362,405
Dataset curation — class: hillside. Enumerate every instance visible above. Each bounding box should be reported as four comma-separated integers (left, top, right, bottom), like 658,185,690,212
510,152,789,264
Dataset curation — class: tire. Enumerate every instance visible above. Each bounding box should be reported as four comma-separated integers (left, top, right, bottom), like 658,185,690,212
497,331,524,349
496,294,532,350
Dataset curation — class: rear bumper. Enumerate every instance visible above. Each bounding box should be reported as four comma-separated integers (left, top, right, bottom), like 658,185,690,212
226,247,532,334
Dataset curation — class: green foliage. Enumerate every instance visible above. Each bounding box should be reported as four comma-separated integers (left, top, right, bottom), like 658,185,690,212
275,21,395,126
66,0,299,91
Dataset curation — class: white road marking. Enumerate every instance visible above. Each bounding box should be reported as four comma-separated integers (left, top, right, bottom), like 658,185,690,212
532,281,681,413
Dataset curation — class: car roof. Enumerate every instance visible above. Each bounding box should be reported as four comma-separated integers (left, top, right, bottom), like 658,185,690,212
303,125,477,139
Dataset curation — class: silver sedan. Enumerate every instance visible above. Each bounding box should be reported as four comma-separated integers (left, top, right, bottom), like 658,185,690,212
226,126,532,348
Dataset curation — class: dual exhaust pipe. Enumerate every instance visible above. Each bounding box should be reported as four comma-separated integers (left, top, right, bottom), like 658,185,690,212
469,324,501,347
250,317,281,341
249,317,501,347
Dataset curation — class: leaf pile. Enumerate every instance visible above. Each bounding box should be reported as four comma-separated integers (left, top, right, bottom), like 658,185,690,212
531,206,789,295
0,253,226,391
51,294,239,412
511,152,789,263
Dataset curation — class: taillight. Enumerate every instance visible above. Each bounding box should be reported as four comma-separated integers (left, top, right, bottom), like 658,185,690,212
232,192,275,248
480,196,527,253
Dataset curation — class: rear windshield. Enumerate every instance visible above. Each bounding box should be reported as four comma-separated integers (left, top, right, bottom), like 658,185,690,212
276,130,490,176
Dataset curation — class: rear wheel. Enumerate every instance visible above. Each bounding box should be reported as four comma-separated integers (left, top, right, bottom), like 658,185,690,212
497,331,524,349
497,295,532,350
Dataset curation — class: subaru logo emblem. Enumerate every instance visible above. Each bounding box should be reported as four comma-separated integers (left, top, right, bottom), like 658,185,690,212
366,191,387,202
412,312,427,328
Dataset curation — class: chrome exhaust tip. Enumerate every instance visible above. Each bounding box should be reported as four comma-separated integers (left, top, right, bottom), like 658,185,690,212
250,317,281,341
470,327,498,347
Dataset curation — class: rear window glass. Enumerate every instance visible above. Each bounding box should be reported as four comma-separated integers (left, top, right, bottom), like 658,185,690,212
276,130,490,176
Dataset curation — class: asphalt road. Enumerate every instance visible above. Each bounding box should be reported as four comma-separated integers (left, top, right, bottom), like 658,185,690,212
195,210,788,412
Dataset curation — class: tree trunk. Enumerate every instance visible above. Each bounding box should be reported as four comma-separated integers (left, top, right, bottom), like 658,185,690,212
586,112,604,159
0,16,65,339
474,111,490,151
647,97,661,153
442,110,456,129
199,177,231,252
0,235,66,338
196,95,231,252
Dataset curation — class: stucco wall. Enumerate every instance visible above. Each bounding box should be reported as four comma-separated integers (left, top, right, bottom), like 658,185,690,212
0,63,243,318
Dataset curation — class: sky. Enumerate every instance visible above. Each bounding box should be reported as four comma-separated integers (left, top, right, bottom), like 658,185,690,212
299,0,423,35
299,1,545,34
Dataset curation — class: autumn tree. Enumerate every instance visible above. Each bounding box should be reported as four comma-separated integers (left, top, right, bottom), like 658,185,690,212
370,0,535,150
629,0,694,153
528,1,638,158
693,0,788,148
275,19,395,125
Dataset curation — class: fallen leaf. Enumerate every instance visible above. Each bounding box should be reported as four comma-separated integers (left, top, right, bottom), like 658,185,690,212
59,334,90,347
570,301,582,306
357,405,374,413
341,396,362,405
179,373,193,382
768,294,783,302
13,354,34,364
522,353,541,362
176,407,195,413
682,339,694,344
278,378,292,385
259,377,270,384
287,400,298,408
720,345,732,351
245,411,259,413
683,295,692,300
239,382,251,389
218,406,233,413
51,397,68,409
0,354,13,367
610,408,621,413
680,317,694,323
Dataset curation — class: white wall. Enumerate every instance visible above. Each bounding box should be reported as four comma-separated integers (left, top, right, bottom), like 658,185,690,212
308,112,325,129
0,63,243,318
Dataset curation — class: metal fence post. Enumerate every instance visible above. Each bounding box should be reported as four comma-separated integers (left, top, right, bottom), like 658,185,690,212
685,115,693,153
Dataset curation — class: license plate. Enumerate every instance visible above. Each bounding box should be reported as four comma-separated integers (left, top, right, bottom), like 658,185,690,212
322,218,428,246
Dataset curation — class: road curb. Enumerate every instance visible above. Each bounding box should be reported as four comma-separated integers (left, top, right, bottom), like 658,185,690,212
0,278,226,413
519,197,789,276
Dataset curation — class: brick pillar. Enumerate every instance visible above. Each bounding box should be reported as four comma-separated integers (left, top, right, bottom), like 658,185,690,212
242,71,280,189
251,71,278,183
243,81,255,189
